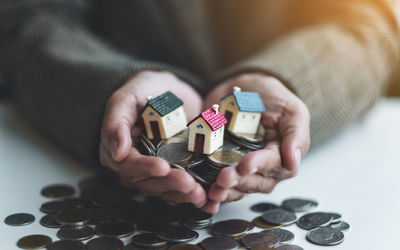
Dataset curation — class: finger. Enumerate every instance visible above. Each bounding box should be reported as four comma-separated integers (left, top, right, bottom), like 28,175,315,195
214,166,240,189
224,188,245,202
101,90,138,162
208,183,229,202
279,102,310,171
235,174,277,194
201,200,220,214
236,147,281,176
160,183,207,208
131,169,197,195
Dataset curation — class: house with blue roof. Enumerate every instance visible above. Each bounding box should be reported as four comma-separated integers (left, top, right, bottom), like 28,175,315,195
219,86,265,135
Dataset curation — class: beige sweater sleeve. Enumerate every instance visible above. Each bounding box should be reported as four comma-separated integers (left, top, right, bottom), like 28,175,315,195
216,0,400,148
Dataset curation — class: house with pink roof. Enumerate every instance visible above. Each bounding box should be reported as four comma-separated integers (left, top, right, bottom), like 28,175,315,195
187,104,227,154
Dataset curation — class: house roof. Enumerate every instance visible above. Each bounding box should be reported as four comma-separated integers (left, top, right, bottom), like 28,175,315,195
187,108,227,131
143,91,184,117
221,91,265,113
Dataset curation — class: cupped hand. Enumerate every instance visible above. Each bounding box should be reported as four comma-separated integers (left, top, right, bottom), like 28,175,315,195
202,73,310,213
100,71,207,207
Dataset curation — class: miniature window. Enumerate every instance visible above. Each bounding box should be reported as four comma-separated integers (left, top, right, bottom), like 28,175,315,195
242,114,246,119
149,111,154,116
230,101,235,106
176,111,180,116
197,124,204,129
252,115,256,119
167,116,171,121
214,133,217,137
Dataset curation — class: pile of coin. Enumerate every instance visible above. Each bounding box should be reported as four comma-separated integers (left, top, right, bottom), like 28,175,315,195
4,172,350,249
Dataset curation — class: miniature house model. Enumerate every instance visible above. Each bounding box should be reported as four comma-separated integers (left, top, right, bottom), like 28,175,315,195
141,91,187,139
187,105,227,155
220,86,265,135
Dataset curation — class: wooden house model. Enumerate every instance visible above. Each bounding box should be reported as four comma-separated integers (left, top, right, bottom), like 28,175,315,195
187,105,227,155
219,87,265,135
141,91,187,139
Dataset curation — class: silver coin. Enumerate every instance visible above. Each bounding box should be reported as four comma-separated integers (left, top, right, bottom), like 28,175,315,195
240,231,279,248
157,137,187,149
207,149,245,167
86,237,124,250
307,227,344,246
57,225,95,241
210,219,252,237
325,212,342,223
263,228,295,244
96,221,135,238
123,243,168,250
281,198,318,212
261,209,297,226
201,236,239,250
251,202,279,213
54,209,90,226
131,233,167,247
141,135,157,154
4,213,35,226
155,224,199,243
40,215,62,228
139,138,156,156
47,240,86,250
41,184,75,198
297,212,333,230
329,221,350,232
222,138,241,150
276,244,304,250
157,142,193,164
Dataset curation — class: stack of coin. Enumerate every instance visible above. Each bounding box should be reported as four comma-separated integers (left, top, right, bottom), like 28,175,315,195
224,125,266,151
182,204,213,229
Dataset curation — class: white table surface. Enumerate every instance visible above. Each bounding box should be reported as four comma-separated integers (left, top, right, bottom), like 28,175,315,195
1,98,400,250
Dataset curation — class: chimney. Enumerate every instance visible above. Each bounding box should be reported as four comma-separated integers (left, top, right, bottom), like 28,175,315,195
233,86,241,92
146,96,152,102
212,104,219,114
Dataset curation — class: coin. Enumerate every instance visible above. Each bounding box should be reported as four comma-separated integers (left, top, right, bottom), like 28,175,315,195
41,184,75,198
306,227,344,246
251,203,279,213
207,149,245,167
240,232,279,249
261,209,297,226
86,237,124,250
325,212,342,223
157,142,193,165
4,213,35,226
57,225,95,241
141,135,157,155
210,219,251,237
276,244,304,250
96,221,135,238
156,224,199,243
54,209,90,226
90,186,131,208
123,244,168,250
138,137,156,156
47,240,86,250
263,228,294,244
17,234,52,249
169,244,202,250
88,209,116,226
281,198,318,212
252,216,282,229
297,212,333,230
329,221,350,232
183,204,213,229
131,233,167,248
157,137,187,149
40,215,62,228
201,236,239,250
222,138,241,150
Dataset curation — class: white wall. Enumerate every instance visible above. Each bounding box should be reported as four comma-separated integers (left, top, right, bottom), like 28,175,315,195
231,111,261,135
188,118,224,154
161,106,187,138
141,106,163,139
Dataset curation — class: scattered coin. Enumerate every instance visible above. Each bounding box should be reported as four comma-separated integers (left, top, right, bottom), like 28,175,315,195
251,203,279,213
297,212,333,230
157,142,193,165
306,227,345,246
54,209,90,226
86,236,124,250
276,244,304,250
4,213,35,226
325,212,342,223
156,224,199,243
252,216,282,229
261,209,297,226
40,215,62,228
329,221,350,232
169,244,203,250
123,243,168,250
41,184,75,198
57,225,95,241
281,198,318,212
47,240,86,250
17,234,52,249
210,219,252,237
87,209,116,226
96,221,135,238
263,228,294,244
131,233,167,248
240,232,279,249
201,236,239,250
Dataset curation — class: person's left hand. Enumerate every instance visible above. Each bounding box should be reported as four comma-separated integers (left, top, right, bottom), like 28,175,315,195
201,73,310,213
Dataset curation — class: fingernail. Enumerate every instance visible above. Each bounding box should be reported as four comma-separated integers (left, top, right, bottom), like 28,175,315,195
231,179,239,187
111,139,118,160
295,148,302,167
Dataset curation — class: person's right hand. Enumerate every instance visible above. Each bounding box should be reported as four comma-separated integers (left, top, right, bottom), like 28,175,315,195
100,71,207,208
